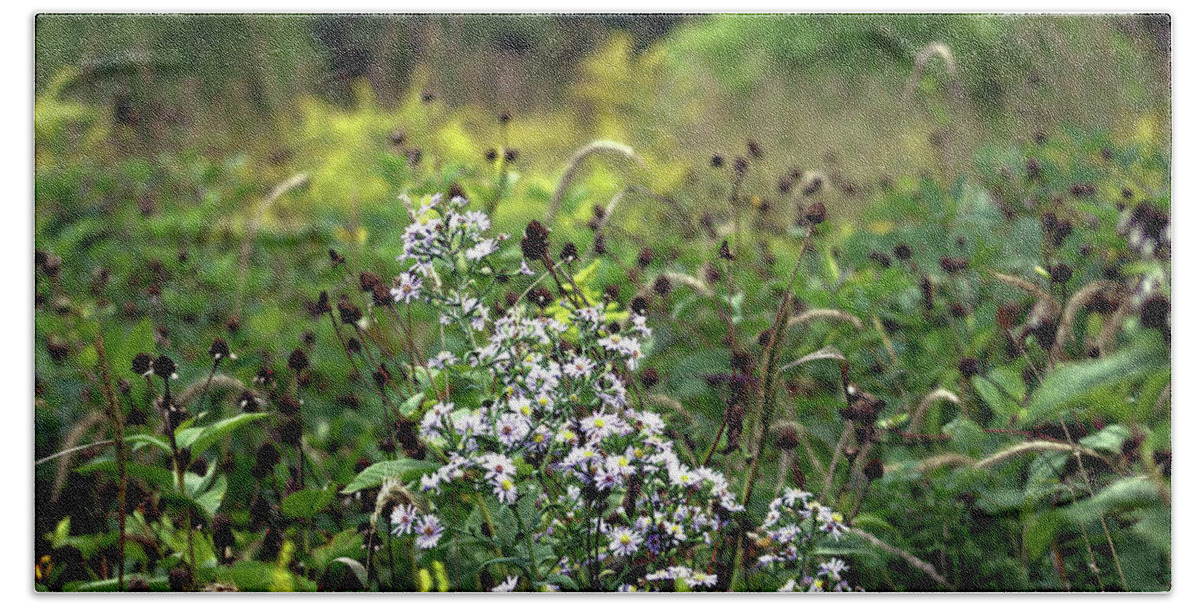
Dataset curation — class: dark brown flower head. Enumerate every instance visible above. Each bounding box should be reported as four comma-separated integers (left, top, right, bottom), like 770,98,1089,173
746,140,763,159
238,391,261,412
1140,294,1170,331
132,352,154,376
226,315,242,333
603,284,621,302
528,286,554,308
448,182,467,200
636,247,655,268
275,393,301,416
958,356,979,378
630,295,649,316
893,243,913,261
254,366,275,386
153,355,177,379
389,130,406,146
732,156,749,177
652,275,673,297
639,367,660,389
864,458,885,481
359,272,383,293
949,302,968,318
940,256,968,274
373,365,392,389
280,418,302,446
329,249,346,266
710,154,725,168
521,220,550,260
802,176,823,196
485,148,498,162
996,301,1022,330
346,337,362,354
560,242,578,263
1069,183,1096,198
774,424,800,451
868,250,892,268
1048,263,1073,285
253,444,280,479
718,240,733,261
804,201,827,225
288,348,309,373
169,567,194,592
209,338,231,361
338,294,362,325
504,148,519,163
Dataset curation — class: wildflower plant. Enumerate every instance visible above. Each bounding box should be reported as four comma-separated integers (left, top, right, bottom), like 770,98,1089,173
752,488,856,592
370,193,749,591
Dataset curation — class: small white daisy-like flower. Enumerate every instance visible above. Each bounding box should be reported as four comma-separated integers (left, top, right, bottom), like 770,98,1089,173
490,575,519,592
415,514,444,549
390,504,419,536
390,272,423,303
607,526,642,557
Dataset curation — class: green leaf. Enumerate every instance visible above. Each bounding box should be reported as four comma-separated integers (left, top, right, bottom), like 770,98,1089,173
1062,476,1161,525
125,433,171,453
341,458,439,494
179,412,270,457
76,457,175,490
193,475,228,517
1079,424,1132,454
1025,336,1167,426
281,486,335,519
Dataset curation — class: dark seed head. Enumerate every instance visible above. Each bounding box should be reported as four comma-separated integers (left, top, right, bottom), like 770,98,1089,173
940,256,968,274
485,148,498,162
559,242,578,263
718,240,733,261
209,338,231,360
287,348,309,373
774,424,800,451
504,148,519,163
1139,294,1170,331
338,295,362,325
632,248,655,269
732,156,749,176
746,140,763,159
152,355,176,379
864,458,885,481
804,201,826,225
253,444,280,479
498,110,512,124
132,352,154,376
527,286,553,309
328,249,345,266
893,243,912,261
520,220,549,260
652,275,673,297
710,154,725,168
640,367,660,389
1048,263,1073,285
958,357,979,378
949,302,968,318
630,296,649,316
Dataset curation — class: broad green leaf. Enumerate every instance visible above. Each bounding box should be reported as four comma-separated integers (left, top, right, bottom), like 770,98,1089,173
178,412,270,457
1024,336,1167,426
341,458,439,494
281,486,335,519
1079,424,1132,454
76,457,174,490
1062,476,1161,525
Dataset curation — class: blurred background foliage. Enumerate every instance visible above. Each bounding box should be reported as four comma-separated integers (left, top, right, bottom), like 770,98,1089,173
36,14,1169,225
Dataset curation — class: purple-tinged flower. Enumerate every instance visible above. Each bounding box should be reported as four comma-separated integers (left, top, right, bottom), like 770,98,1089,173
415,514,444,549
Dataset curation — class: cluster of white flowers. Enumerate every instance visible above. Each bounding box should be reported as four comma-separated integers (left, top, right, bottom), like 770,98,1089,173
754,488,856,592
380,193,743,591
